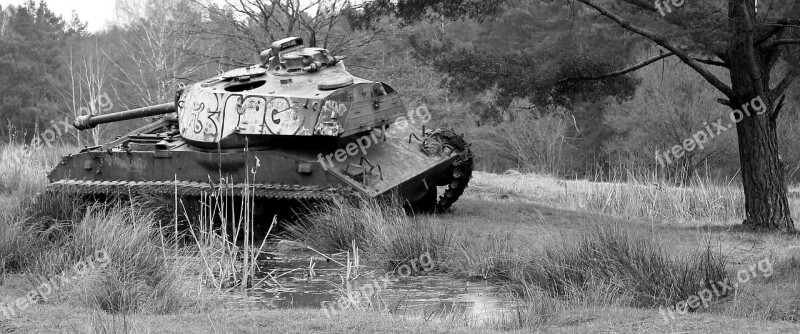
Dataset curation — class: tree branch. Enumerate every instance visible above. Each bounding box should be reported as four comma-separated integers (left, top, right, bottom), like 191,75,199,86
771,94,786,123
575,0,735,99
771,68,799,98
756,19,800,45
694,58,728,67
766,39,800,49
557,52,674,83
557,51,728,84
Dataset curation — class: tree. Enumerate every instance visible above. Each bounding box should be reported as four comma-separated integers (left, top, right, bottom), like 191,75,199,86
0,6,10,39
602,56,738,184
63,39,113,146
190,0,380,68
357,0,800,232
109,0,205,107
354,0,645,178
570,0,800,231
0,0,71,141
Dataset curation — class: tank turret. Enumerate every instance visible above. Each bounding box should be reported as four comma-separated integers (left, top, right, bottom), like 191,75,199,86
176,37,406,148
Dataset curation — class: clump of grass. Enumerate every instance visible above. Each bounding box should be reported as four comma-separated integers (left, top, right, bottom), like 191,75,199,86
450,231,523,281
512,224,728,308
287,196,452,270
23,201,208,314
486,287,562,331
0,212,38,272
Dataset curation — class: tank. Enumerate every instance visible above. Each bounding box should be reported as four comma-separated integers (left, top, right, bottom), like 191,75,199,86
46,37,473,213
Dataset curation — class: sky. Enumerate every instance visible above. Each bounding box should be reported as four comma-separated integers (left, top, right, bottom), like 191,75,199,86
0,0,117,32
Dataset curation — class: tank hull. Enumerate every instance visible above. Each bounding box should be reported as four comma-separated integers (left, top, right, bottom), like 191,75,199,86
47,121,472,208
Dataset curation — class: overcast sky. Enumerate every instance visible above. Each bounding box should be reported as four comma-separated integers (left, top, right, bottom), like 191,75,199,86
0,0,116,32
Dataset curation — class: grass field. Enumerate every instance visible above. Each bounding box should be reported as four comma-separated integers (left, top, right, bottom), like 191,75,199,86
3,144,800,333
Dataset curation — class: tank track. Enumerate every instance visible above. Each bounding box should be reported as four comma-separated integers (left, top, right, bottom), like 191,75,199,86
426,129,474,212
46,179,346,200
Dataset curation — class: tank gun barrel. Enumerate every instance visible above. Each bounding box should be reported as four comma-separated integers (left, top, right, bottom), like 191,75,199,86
73,103,176,130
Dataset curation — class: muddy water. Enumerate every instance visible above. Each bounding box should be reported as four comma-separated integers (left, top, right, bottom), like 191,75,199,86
226,247,514,324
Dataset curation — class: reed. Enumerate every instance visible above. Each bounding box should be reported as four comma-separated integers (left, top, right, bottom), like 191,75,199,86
181,177,272,290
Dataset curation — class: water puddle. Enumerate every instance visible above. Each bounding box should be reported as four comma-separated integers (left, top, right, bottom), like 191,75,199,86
224,245,514,324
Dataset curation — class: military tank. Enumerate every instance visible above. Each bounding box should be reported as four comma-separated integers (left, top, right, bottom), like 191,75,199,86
47,37,473,213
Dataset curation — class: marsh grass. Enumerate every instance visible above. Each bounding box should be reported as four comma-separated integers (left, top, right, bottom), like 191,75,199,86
485,288,562,331
510,225,728,308
450,231,522,281
19,201,208,314
287,196,452,270
182,186,272,291
0,143,274,317
454,224,728,312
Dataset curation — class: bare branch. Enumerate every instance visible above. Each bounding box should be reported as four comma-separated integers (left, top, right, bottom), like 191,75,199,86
771,68,799,98
766,39,800,48
557,52,674,83
771,94,786,123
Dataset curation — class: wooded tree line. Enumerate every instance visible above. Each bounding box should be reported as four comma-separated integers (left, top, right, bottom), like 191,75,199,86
1,1,798,228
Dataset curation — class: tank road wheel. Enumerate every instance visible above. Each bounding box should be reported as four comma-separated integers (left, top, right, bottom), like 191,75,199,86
424,129,474,213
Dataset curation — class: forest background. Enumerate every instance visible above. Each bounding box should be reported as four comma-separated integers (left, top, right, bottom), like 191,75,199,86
2,0,798,185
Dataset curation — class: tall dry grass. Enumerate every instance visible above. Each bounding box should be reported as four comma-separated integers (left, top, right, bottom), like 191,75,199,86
182,186,272,290
574,173,744,224
17,199,210,314
287,197,452,271
0,143,75,197
0,142,214,314
474,171,745,225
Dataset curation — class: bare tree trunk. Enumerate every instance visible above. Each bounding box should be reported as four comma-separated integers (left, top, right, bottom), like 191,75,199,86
734,98,793,230
728,0,794,231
